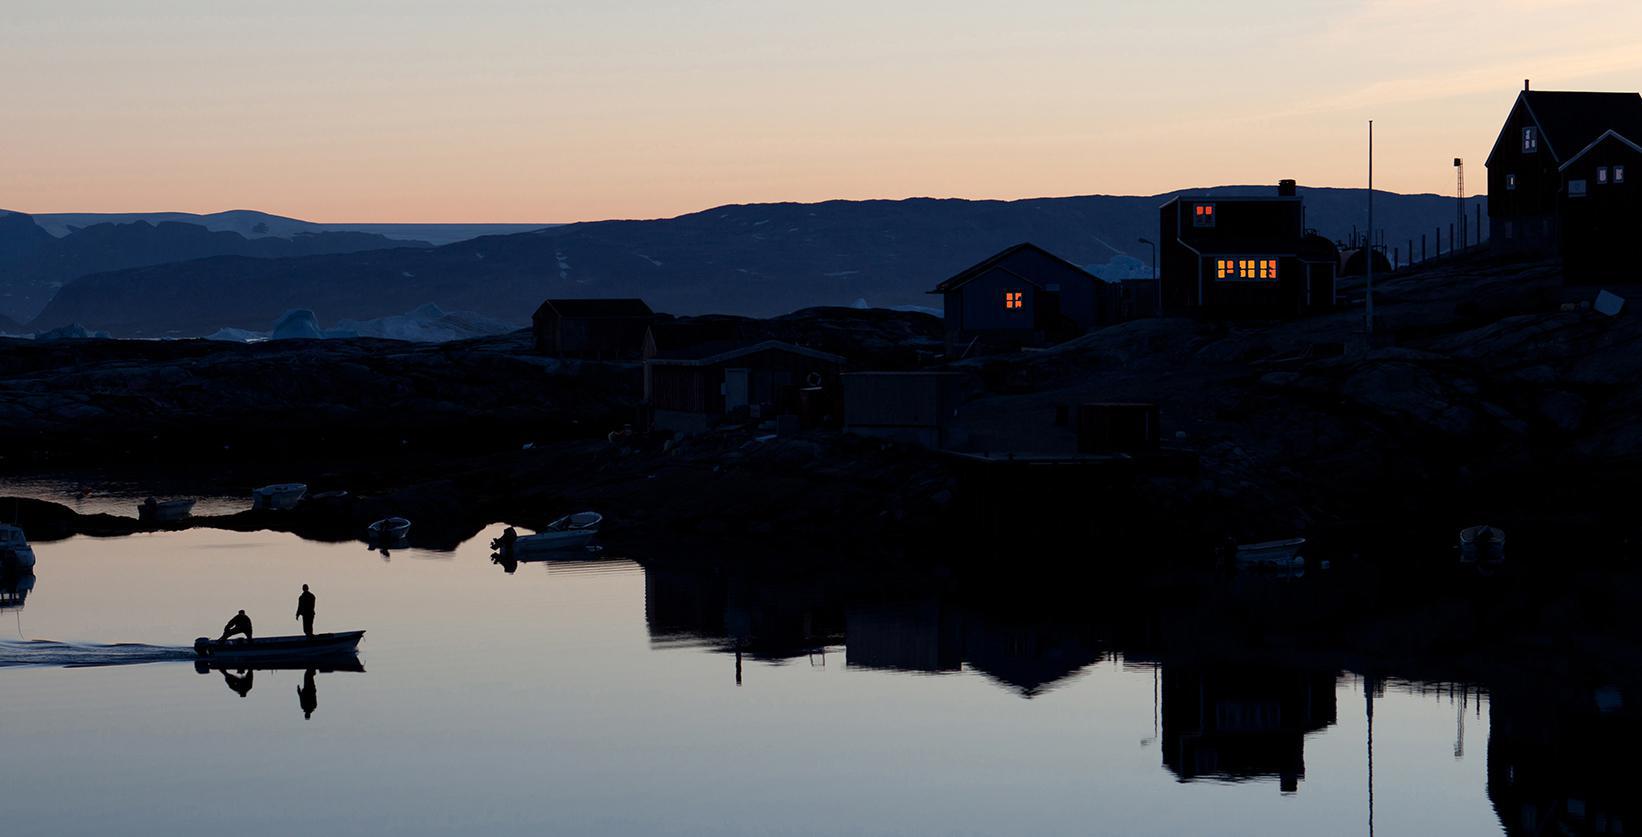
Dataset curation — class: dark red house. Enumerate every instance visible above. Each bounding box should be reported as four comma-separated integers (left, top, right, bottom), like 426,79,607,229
1485,81,1642,282
1158,182,1336,317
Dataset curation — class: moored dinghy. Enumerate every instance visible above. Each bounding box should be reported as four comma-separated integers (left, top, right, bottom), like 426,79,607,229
367,517,412,543
138,497,196,523
1459,525,1505,564
509,512,603,555
194,630,366,659
252,483,308,511
1235,537,1306,573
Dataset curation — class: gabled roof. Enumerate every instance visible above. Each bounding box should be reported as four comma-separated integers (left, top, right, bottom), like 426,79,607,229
1558,129,1642,171
928,242,1102,294
533,298,653,321
646,339,845,367
1487,90,1642,166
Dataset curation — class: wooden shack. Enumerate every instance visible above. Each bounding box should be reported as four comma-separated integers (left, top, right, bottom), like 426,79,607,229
842,371,965,449
644,339,845,435
531,298,654,358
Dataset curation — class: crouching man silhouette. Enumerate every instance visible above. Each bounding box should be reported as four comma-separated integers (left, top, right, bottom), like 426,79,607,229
219,609,253,642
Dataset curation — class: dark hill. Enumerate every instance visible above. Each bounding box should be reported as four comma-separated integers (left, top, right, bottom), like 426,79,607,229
0,211,430,323
30,188,1486,337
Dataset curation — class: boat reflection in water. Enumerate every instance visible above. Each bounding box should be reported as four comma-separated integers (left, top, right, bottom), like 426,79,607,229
0,571,35,612
195,653,365,719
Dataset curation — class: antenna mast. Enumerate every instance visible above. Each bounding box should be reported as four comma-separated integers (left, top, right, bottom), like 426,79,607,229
1454,158,1466,248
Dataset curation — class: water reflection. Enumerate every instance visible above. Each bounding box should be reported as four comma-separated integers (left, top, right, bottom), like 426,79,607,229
1488,682,1637,835
645,567,1107,697
0,571,34,611
1159,665,1338,793
195,655,366,718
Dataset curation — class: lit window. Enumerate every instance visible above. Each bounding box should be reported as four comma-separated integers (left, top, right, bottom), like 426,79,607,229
1617,165,1627,184
1506,173,1517,191
1004,291,1023,309
1216,258,1279,281
1598,167,1609,184
1522,126,1537,153
1569,179,1587,197
1193,204,1216,227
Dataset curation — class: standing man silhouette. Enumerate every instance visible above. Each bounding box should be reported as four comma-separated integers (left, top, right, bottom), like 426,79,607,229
296,584,317,637
298,669,317,719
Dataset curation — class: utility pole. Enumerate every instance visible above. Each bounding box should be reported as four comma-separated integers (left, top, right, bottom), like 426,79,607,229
1366,120,1375,336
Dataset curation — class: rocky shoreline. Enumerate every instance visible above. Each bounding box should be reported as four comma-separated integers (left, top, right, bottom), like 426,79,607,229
3,253,1641,560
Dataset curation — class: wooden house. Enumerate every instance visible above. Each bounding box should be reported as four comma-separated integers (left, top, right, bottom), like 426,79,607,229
531,298,654,358
927,243,1118,353
1486,81,1642,283
842,371,965,449
644,338,845,435
1159,181,1336,317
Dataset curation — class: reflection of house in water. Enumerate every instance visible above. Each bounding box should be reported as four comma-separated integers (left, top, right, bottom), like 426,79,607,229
647,565,1104,697
845,596,963,674
1487,684,1637,835
643,567,844,664
1161,666,1338,793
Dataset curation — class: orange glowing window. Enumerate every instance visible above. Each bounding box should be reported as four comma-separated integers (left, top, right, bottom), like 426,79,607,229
1193,203,1216,227
1216,257,1281,281
1005,291,1023,309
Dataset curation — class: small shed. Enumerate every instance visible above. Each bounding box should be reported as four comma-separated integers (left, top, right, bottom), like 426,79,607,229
842,372,965,449
645,340,846,435
531,298,654,358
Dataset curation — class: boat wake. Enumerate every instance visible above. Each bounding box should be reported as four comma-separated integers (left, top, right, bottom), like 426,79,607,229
0,639,195,668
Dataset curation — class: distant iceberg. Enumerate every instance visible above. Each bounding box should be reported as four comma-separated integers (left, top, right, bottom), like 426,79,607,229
1084,255,1151,281
220,304,516,344
34,323,112,341
270,309,326,340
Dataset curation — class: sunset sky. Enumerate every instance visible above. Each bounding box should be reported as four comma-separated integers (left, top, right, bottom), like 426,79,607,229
6,0,1642,223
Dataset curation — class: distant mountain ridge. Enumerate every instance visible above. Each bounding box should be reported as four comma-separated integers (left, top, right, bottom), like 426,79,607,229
0,210,431,322
32,210,554,246
26,187,1487,337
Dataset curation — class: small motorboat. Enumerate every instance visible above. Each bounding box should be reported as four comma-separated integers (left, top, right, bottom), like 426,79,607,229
509,512,603,555
252,483,308,511
367,517,411,542
1459,525,1505,564
0,524,37,571
194,630,366,659
1235,537,1306,572
138,497,196,523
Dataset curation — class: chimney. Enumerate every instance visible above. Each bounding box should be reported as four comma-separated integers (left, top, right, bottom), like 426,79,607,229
1278,179,1297,197
1525,79,1531,91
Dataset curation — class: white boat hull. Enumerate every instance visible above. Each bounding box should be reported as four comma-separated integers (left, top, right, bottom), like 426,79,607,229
252,484,307,511
513,530,598,553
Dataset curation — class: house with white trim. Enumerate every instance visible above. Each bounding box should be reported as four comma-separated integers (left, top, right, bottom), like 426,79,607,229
1485,80,1642,280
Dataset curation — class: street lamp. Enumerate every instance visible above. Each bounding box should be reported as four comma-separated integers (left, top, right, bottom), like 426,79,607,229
1138,237,1158,315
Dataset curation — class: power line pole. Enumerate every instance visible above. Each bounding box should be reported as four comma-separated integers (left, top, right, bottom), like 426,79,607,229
1366,120,1374,336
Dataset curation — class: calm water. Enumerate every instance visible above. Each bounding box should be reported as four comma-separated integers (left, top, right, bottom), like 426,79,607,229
0,525,1602,836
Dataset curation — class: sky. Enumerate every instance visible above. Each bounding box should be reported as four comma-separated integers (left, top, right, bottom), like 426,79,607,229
5,0,1642,223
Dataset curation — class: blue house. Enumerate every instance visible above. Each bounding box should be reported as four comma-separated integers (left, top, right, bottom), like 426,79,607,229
928,243,1115,354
